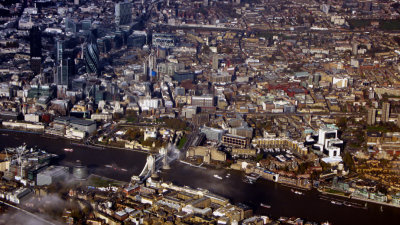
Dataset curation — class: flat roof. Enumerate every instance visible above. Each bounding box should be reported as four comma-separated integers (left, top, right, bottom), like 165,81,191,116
70,118,96,126
55,116,96,126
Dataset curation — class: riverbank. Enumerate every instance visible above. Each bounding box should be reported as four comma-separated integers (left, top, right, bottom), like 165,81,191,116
0,127,151,154
4,127,400,212
350,195,400,209
2,130,400,225
91,143,149,154
280,183,311,191
317,187,400,209
87,174,128,187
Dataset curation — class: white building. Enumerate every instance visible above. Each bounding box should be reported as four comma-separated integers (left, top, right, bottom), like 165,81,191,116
314,127,343,164
36,166,69,186
138,98,162,111
144,128,157,141
91,113,113,121
8,188,32,204
24,113,40,123
333,77,348,88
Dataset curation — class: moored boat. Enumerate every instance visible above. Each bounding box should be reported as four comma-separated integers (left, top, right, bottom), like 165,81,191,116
260,203,271,208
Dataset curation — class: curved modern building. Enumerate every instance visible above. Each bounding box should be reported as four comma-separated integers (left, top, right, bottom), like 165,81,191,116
73,165,88,180
84,37,99,75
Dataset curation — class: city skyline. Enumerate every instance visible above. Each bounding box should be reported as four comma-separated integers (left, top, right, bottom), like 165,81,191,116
1,0,400,224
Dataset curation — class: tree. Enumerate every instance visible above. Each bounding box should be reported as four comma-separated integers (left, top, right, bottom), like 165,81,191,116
343,151,355,172
337,117,347,131
113,112,122,121
142,137,165,148
162,118,189,130
126,110,138,123
320,161,331,172
255,153,263,162
311,170,321,180
376,184,388,195
125,127,143,141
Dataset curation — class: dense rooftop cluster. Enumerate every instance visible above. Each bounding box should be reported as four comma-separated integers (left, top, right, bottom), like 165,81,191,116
1,0,400,223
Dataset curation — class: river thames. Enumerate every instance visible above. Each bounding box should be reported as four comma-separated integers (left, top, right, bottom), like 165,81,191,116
0,129,399,225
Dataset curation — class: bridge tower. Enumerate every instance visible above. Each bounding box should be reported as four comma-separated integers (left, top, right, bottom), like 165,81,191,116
160,147,170,170
146,154,155,174
148,154,159,178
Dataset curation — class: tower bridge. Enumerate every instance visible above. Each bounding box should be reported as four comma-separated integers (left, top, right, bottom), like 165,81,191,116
131,145,176,183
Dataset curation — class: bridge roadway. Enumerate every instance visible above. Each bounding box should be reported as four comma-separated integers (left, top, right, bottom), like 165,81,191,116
135,153,164,182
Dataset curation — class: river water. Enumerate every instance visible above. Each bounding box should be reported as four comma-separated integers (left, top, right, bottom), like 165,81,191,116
0,130,399,225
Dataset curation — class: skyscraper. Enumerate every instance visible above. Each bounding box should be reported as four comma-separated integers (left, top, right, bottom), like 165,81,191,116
30,26,42,74
56,40,64,64
212,54,220,70
65,18,77,33
81,19,92,31
30,57,42,74
115,2,132,26
84,35,100,75
382,102,390,123
55,58,74,87
367,108,376,125
30,26,42,58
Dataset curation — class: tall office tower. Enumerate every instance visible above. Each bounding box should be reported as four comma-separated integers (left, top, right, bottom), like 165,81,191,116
30,57,42,74
212,54,220,70
367,108,376,125
56,40,64,64
81,19,92,31
148,53,156,74
65,18,77,33
55,58,74,87
382,102,390,123
30,26,42,58
352,42,358,55
30,26,42,74
84,36,100,75
115,2,133,26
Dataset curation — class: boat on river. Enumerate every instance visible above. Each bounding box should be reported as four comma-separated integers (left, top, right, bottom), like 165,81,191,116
331,200,342,205
344,202,352,207
260,203,271,208
291,189,304,195
214,174,223,180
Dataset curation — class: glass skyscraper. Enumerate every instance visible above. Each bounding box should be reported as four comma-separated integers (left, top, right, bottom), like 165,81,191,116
84,35,100,75
115,2,132,26
30,26,42,58
55,58,74,87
